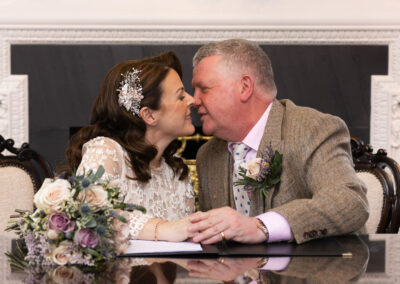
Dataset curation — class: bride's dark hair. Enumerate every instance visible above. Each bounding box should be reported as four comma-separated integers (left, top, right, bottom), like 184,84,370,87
62,51,189,182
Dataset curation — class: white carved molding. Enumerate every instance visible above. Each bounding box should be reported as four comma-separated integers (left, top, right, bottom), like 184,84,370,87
0,26,400,159
0,75,28,146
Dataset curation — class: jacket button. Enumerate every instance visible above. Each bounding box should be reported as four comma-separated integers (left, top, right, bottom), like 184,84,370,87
320,229,327,235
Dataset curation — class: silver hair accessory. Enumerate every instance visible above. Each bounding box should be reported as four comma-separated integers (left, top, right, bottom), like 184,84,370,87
117,67,144,117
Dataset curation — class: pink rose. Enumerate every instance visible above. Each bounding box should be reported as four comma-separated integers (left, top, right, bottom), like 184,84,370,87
73,229,99,249
48,212,75,233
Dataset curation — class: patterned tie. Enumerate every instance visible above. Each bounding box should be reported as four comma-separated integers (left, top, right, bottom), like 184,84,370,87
232,143,251,215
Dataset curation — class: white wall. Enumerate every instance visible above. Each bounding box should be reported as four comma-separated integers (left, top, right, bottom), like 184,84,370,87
0,0,399,27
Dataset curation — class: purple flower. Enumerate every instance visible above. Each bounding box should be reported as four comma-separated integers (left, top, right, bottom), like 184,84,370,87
48,212,75,233
74,229,99,249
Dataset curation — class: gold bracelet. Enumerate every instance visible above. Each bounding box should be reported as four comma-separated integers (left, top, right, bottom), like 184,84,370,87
154,220,167,242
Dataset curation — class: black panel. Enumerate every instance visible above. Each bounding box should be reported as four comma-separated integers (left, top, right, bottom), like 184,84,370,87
11,44,388,168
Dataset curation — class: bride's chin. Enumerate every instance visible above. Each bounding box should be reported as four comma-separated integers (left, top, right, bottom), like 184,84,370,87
183,125,195,136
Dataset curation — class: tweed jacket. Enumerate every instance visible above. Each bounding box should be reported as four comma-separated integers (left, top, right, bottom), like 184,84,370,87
196,99,369,244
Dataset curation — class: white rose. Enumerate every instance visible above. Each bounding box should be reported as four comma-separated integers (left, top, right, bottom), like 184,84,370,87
77,185,109,209
51,266,82,283
242,158,262,180
34,179,72,212
51,241,71,265
33,178,52,209
67,248,81,264
115,273,130,284
47,229,59,240
114,220,130,243
112,209,130,239
115,239,130,255
108,179,121,188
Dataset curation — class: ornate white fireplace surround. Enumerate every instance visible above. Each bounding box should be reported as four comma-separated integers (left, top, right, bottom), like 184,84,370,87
0,26,400,160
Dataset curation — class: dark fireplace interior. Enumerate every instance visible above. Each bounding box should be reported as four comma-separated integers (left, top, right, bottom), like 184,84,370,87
11,44,388,169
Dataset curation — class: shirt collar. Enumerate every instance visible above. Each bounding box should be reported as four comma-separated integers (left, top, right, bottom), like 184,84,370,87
228,101,273,154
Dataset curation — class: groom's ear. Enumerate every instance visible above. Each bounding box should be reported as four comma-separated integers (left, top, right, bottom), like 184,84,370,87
140,107,159,126
239,74,254,102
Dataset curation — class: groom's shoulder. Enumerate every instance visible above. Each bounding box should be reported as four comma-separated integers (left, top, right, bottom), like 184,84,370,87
280,99,333,119
279,99,347,130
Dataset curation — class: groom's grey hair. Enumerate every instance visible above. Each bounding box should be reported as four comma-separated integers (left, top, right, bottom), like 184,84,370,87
193,39,277,96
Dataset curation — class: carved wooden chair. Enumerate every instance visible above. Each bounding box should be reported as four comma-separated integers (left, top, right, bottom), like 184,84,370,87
0,135,54,234
351,137,400,233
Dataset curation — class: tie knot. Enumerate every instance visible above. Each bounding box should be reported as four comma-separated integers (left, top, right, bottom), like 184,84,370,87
232,143,250,160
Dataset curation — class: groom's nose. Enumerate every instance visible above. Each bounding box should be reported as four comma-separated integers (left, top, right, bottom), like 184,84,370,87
193,89,202,108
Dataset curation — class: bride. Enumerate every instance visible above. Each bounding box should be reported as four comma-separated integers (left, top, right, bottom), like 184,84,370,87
63,51,196,242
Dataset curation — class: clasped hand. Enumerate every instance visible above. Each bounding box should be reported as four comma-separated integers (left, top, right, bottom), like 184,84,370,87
187,258,262,281
187,206,266,244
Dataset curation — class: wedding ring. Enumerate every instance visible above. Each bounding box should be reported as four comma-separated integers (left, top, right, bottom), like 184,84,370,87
218,257,225,264
220,231,226,241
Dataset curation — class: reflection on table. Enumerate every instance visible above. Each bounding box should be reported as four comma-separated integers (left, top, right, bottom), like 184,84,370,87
1,234,399,283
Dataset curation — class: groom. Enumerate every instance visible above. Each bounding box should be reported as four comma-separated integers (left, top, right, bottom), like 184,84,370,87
188,39,369,244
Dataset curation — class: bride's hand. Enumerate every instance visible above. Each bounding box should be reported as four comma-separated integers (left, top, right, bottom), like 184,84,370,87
161,217,195,242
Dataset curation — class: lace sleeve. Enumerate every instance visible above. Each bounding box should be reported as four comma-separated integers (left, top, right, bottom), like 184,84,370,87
185,177,195,214
77,137,124,180
126,212,152,240
124,185,154,239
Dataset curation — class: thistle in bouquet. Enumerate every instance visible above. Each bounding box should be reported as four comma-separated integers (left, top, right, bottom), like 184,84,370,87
234,145,282,198
6,165,145,268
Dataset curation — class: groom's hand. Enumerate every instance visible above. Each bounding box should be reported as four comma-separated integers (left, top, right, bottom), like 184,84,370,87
187,207,266,244
187,258,261,281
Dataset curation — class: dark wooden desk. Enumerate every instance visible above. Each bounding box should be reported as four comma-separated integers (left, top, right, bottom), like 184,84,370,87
1,234,398,283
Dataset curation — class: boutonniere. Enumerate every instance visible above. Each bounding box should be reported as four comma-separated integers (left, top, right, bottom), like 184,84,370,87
234,146,282,198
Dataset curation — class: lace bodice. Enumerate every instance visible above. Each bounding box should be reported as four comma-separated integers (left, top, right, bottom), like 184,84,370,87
77,136,195,239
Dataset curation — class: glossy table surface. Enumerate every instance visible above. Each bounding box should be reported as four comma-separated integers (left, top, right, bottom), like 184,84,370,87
1,234,399,283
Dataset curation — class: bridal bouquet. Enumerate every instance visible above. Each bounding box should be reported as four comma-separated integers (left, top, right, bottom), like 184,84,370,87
19,257,133,284
6,166,145,268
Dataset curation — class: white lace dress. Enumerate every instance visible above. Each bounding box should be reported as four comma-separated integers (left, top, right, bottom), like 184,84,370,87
77,136,195,239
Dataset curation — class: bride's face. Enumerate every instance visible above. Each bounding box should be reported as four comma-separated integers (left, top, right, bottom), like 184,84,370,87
155,69,195,139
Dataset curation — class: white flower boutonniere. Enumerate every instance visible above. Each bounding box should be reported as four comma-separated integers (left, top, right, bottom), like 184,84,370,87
234,146,282,198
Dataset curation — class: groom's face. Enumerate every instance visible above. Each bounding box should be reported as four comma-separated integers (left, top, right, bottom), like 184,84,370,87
192,55,242,141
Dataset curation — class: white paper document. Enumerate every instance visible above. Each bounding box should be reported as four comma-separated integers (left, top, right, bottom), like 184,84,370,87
125,240,203,255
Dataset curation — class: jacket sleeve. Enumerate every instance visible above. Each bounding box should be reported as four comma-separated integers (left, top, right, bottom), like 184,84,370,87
272,114,369,243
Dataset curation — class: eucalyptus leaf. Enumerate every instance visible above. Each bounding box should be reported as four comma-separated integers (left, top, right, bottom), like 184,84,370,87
86,248,101,260
111,211,128,223
125,204,147,213
85,219,97,228
93,166,105,182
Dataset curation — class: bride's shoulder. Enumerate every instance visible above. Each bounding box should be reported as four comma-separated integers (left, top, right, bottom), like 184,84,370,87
83,136,124,152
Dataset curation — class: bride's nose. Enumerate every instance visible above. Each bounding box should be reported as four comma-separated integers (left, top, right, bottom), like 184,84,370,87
186,93,195,107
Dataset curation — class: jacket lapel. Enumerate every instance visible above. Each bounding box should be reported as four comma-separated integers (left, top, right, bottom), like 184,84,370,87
209,140,235,209
250,100,285,216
